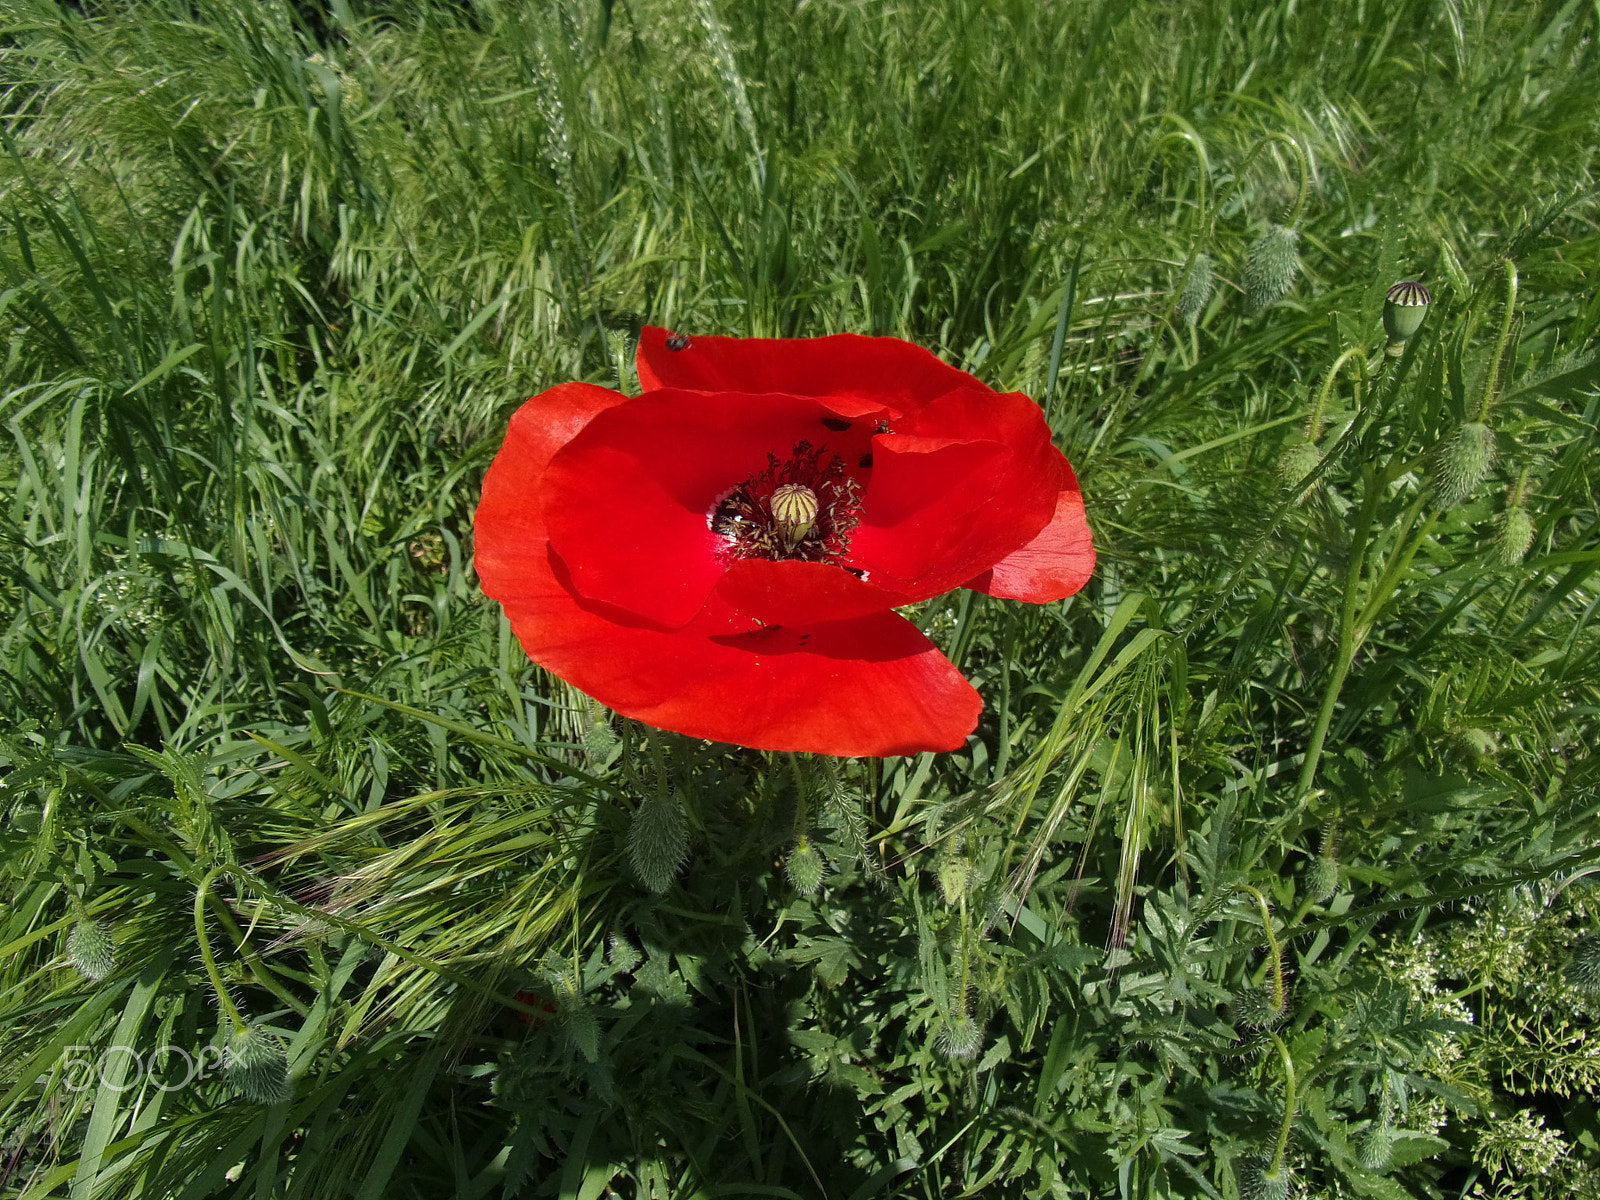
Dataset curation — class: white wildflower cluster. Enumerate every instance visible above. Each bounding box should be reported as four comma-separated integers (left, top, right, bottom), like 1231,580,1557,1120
1474,1108,1569,1181
1377,932,1476,1036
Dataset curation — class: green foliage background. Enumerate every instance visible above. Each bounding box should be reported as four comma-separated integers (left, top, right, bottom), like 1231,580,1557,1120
2,0,1599,1196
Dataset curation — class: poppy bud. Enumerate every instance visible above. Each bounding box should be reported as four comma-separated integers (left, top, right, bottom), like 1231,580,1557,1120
1236,1155,1293,1200
223,1024,291,1105
770,483,819,551
1244,224,1300,315
627,797,688,893
66,919,115,982
1229,984,1288,1030
937,1013,983,1062
786,835,825,895
1358,1123,1396,1170
1434,421,1495,508
1494,503,1535,567
1305,856,1339,904
607,931,640,974
1565,932,1600,995
1277,440,1322,496
1174,252,1215,325
1382,280,1431,354
583,719,619,763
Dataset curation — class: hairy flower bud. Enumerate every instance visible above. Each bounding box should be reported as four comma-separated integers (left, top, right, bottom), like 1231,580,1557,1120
224,1024,291,1105
1565,932,1600,995
628,797,689,893
1175,253,1215,325
1237,1155,1293,1200
937,1014,983,1062
582,719,619,763
937,851,972,905
786,835,825,896
1434,422,1495,508
1277,440,1322,495
607,931,640,974
66,919,115,982
1494,504,1535,567
1382,280,1431,354
1305,856,1339,904
1358,1123,1397,1170
1244,225,1301,315
1230,984,1288,1030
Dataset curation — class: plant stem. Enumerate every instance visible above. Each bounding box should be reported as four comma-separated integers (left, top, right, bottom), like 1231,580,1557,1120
1266,1031,1298,1174
195,865,246,1033
1295,480,1376,801
1472,258,1518,423
788,752,811,834
1238,884,1285,1011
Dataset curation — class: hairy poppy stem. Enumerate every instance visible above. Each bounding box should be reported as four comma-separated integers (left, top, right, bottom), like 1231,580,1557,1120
1266,1030,1297,1174
195,865,246,1033
1472,259,1519,424
1237,883,1285,1012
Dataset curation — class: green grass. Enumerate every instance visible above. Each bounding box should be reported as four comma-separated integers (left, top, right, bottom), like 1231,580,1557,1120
2,0,1600,1195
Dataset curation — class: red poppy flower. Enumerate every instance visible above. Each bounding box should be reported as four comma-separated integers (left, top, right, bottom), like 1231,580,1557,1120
474,327,1094,757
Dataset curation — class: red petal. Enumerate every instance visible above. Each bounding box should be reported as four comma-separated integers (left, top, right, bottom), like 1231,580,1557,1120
714,559,901,626
475,383,630,598
541,388,873,629
849,388,1060,600
500,547,979,755
637,325,989,419
965,458,1096,602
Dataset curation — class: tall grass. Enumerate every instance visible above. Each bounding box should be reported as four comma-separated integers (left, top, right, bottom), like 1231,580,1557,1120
2,0,1599,1195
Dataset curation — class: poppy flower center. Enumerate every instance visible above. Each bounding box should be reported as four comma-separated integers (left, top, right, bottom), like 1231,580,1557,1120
711,440,863,565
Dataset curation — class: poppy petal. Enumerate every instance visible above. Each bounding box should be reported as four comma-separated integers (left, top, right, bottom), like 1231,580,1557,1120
714,558,902,626
965,459,1096,602
475,382,630,597
849,388,1060,599
498,547,979,756
637,325,989,418
541,388,873,629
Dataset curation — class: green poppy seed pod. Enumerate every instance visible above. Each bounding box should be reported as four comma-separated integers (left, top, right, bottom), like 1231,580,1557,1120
936,852,972,904
66,919,115,982
223,1024,291,1105
627,797,689,893
1175,253,1215,325
1358,1123,1397,1170
1434,421,1496,508
1244,225,1301,315
1236,1155,1293,1200
786,835,825,896
937,1014,983,1062
1277,440,1322,494
770,483,819,551
1306,856,1340,904
1494,504,1536,567
1229,984,1288,1030
1382,280,1431,354
1565,932,1600,995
